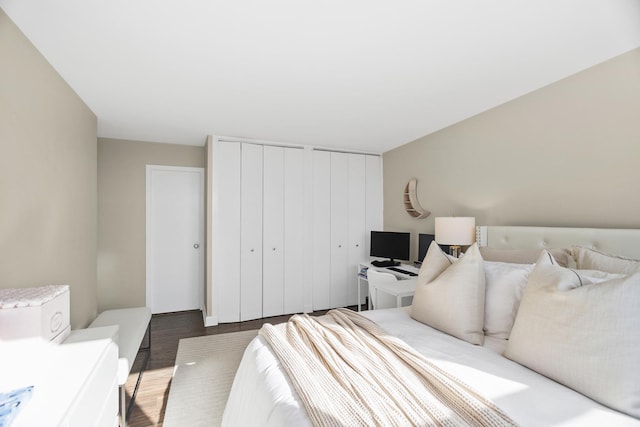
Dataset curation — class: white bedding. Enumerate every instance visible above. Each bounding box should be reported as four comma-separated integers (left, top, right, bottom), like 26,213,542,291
222,307,639,426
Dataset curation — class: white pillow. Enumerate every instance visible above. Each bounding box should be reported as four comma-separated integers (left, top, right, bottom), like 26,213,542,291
571,245,640,274
480,247,574,268
410,242,485,345
483,261,533,339
504,251,640,418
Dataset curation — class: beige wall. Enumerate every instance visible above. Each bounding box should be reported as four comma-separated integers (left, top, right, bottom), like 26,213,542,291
0,8,98,328
383,48,640,262
97,138,205,311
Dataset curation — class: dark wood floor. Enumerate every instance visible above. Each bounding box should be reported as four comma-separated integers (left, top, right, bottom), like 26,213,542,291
125,306,361,426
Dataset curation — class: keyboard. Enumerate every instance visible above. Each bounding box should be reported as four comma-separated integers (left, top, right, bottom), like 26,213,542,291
386,267,418,277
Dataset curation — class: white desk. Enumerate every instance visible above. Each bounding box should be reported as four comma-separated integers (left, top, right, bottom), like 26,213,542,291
357,262,419,311
373,279,418,309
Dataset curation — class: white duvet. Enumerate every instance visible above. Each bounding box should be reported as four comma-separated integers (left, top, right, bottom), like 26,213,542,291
222,308,639,426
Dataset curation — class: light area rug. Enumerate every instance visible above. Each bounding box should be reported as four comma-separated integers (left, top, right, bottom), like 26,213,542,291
163,330,259,427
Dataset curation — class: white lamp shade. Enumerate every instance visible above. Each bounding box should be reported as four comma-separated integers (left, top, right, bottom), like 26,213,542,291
435,217,476,245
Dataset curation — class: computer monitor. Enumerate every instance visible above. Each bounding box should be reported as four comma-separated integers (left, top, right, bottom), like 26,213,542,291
417,233,435,263
369,231,410,267
417,233,450,264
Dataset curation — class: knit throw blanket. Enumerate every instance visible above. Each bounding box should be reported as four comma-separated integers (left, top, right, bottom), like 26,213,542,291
259,308,517,427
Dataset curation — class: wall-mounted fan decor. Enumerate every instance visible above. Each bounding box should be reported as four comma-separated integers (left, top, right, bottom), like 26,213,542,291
403,178,430,219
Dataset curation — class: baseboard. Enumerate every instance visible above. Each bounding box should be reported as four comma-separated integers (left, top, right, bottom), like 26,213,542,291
202,311,218,327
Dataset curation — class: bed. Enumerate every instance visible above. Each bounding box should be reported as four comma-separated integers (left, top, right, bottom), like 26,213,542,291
222,226,640,426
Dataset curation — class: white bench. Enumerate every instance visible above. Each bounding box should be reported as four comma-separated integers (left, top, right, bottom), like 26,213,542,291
89,307,151,427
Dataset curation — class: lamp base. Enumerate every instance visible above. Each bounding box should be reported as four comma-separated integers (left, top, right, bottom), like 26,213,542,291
449,245,462,258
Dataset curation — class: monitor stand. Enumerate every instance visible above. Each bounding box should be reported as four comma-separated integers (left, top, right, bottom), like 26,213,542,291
371,259,400,268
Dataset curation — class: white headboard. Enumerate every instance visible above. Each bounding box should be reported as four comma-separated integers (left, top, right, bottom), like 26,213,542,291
476,226,640,259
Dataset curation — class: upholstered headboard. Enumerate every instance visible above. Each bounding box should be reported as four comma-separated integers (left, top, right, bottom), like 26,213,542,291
476,226,640,259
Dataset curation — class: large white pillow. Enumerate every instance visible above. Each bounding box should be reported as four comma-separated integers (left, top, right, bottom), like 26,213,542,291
483,261,533,339
571,245,640,274
410,242,485,345
504,251,640,418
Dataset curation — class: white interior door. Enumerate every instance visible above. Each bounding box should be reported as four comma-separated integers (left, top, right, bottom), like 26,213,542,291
146,165,204,314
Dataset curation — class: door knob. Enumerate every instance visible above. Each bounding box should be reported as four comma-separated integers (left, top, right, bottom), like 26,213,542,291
193,243,200,249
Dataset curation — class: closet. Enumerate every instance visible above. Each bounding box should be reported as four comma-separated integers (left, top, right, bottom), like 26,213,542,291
311,150,382,311
213,140,305,323
211,138,381,323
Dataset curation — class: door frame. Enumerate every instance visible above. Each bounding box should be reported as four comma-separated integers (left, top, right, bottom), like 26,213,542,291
146,165,205,313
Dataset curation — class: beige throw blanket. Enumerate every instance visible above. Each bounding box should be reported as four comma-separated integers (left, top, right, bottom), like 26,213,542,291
259,308,517,427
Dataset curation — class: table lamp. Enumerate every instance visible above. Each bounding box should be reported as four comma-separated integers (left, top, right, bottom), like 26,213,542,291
435,217,475,258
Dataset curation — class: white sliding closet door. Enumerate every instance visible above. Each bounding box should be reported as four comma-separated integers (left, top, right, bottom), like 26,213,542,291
214,142,242,323
364,155,383,305
262,146,285,318
347,154,366,306
330,152,349,308
212,138,382,323
365,155,383,247
283,148,305,314
240,143,263,321
312,151,331,310
311,150,383,311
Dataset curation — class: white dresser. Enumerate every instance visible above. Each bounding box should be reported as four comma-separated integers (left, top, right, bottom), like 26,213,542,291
0,336,118,427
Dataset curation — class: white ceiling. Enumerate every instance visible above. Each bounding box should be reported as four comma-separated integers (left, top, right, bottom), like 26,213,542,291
3,1,640,153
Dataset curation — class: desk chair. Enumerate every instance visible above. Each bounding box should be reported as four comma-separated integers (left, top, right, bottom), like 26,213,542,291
366,269,398,310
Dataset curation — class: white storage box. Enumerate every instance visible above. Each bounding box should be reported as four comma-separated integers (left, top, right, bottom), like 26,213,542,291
0,285,70,343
